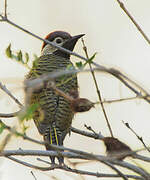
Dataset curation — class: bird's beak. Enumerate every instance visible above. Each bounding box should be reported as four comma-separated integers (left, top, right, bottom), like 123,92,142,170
71,34,85,41
63,34,85,51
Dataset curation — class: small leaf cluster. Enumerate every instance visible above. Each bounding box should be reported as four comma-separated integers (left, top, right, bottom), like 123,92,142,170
75,52,97,69
6,44,30,65
0,120,6,134
5,44,38,69
18,103,39,122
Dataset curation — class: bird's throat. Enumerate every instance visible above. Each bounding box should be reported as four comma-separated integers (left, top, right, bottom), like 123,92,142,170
41,44,57,55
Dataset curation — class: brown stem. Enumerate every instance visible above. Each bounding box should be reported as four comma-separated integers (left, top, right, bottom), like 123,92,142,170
116,0,150,45
81,38,114,137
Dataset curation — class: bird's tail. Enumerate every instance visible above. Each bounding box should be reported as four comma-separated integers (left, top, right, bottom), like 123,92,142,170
44,126,64,165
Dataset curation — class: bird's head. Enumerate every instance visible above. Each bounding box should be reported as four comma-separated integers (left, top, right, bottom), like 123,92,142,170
41,31,84,58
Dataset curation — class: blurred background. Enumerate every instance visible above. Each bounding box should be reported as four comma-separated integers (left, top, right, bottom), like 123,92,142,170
0,0,150,179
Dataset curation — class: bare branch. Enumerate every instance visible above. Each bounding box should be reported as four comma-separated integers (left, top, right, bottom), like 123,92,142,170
65,158,86,180
6,156,143,179
30,171,37,180
133,154,150,163
2,121,150,163
84,124,101,136
112,160,150,179
115,0,150,45
0,110,20,118
4,0,7,18
0,133,11,151
0,82,23,107
71,126,104,140
2,149,150,179
81,38,113,137
123,121,150,153
102,95,150,104
0,120,45,145
0,149,87,159
6,156,52,170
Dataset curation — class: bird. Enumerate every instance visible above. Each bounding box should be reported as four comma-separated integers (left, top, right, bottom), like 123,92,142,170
24,31,84,165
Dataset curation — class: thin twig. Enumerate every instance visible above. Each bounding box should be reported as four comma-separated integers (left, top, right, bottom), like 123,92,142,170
6,156,51,170
6,156,143,179
84,124,102,136
81,38,113,137
0,120,45,145
102,95,147,104
65,159,86,180
95,95,150,104
102,160,128,180
112,160,150,179
0,110,21,118
0,82,23,107
31,171,37,180
115,0,150,45
123,121,150,153
37,158,130,180
0,133,11,151
4,0,7,18
71,126,104,140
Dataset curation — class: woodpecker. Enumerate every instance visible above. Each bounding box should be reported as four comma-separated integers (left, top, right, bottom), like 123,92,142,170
25,31,84,165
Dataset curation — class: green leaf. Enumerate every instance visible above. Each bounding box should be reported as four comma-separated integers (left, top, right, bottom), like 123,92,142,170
32,54,38,68
19,103,39,122
15,131,23,137
33,54,38,61
25,52,29,64
5,44,12,58
84,52,97,66
17,50,23,62
75,61,84,69
22,124,29,133
66,64,75,70
0,120,6,134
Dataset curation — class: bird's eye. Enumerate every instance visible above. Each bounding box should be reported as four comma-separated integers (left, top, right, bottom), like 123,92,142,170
55,37,63,44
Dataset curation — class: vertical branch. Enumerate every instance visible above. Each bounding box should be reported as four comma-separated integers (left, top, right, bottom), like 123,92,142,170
81,39,114,137
4,0,7,18
115,0,150,45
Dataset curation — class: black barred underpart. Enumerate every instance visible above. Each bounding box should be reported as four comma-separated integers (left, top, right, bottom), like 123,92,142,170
25,53,78,164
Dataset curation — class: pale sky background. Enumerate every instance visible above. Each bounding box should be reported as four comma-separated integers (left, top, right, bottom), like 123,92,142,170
0,0,150,180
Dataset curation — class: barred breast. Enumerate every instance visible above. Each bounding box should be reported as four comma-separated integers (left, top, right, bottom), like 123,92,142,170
25,54,78,135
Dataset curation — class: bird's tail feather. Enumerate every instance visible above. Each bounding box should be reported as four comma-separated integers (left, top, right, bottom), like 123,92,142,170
44,126,64,164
